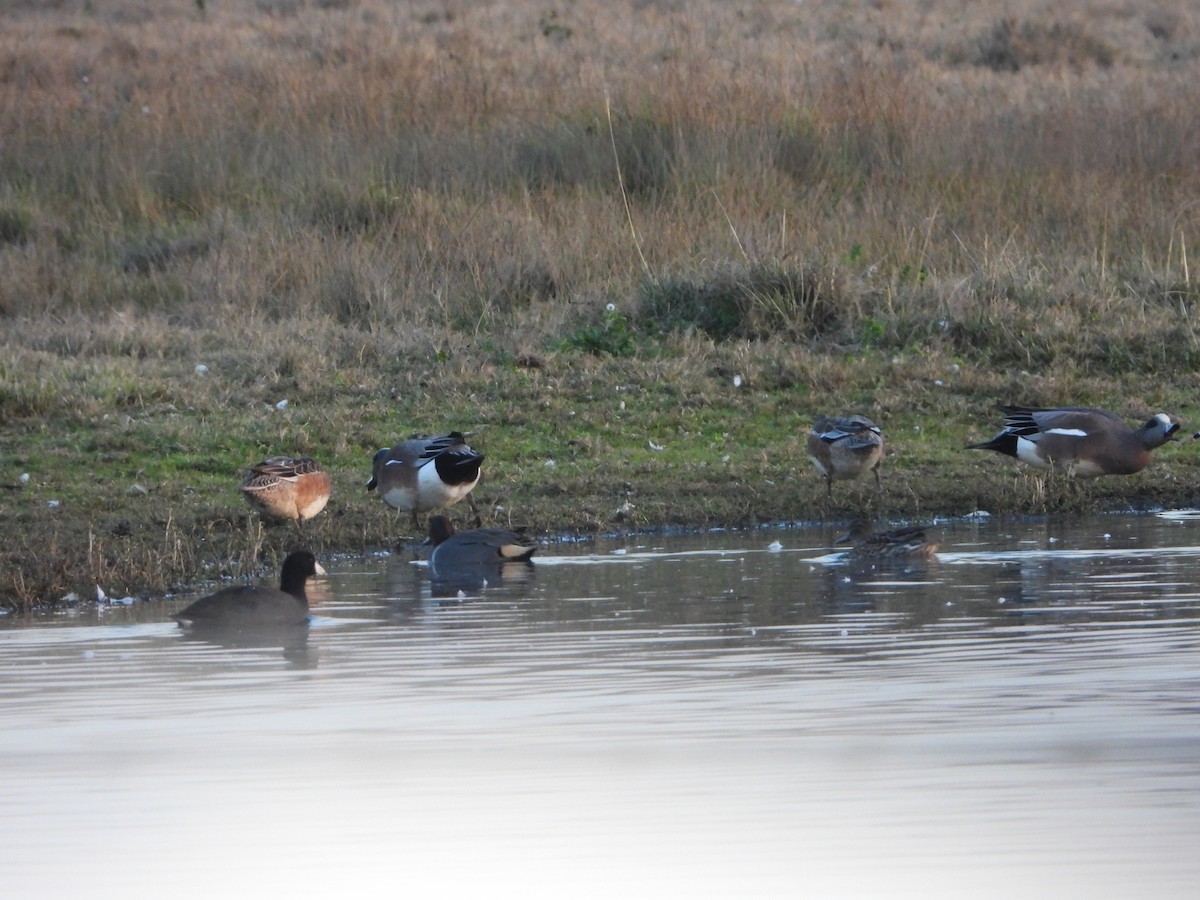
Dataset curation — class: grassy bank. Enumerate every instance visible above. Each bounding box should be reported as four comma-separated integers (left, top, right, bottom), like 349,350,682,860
3,0,1200,611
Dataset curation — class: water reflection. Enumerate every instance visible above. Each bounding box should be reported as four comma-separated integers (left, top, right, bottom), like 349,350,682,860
429,558,536,598
2,513,1200,897
177,621,319,669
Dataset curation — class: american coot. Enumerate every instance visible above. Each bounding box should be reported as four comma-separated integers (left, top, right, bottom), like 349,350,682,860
968,406,1180,476
174,550,326,628
427,515,537,567
366,432,484,531
835,519,938,561
807,414,884,497
240,456,332,529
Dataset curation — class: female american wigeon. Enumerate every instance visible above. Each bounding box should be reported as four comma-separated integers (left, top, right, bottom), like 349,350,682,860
174,550,326,628
367,432,485,531
835,519,938,561
240,456,332,529
426,515,538,567
969,406,1180,476
807,414,884,496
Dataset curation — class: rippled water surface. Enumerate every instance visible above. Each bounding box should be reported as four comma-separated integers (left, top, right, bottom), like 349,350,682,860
3,513,1200,898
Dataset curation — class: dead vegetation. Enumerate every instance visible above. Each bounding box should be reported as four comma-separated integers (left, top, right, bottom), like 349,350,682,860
3,0,1200,610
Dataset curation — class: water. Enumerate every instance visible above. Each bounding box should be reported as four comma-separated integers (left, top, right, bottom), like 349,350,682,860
3,513,1200,898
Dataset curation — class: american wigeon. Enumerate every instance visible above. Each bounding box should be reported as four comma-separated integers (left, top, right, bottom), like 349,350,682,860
174,550,326,628
427,515,538,566
366,431,485,530
807,414,884,495
835,519,938,560
240,456,332,529
969,406,1180,476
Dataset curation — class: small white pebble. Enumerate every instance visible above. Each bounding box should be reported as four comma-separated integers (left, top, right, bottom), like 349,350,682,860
194,364,209,374
274,399,288,410
934,379,944,386
543,459,556,468
998,598,1006,604
47,499,61,508
733,375,743,388
619,400,625,411
19,472,30,484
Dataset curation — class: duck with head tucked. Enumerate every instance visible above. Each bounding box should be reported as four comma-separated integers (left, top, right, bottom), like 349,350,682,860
425,515,538,596
969,406,1180,476
835,518,939,561
426,515,538,567
367,431,485,532
240,456,332,530
807,414,884,497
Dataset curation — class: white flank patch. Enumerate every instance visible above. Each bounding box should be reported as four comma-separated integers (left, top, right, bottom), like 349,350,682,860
1015,437,1052,468
1045,427,1087,437
416,460,477,506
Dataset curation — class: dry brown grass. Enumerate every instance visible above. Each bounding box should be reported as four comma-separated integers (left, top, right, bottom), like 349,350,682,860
4,1,1200,330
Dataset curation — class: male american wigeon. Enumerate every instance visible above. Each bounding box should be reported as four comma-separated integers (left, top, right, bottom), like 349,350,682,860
174,550,326,628
807,414,884,496
240,456,332,529
367,432,485,531
968,406,1180,476
426,515,538,567
835,519,938,561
